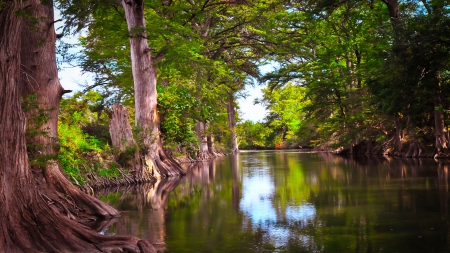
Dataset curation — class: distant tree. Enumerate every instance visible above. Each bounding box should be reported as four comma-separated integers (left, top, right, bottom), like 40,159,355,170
237,120,273,149
257,83,310,147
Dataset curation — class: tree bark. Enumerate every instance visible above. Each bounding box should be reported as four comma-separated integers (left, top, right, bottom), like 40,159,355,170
195,121,211,160
109,104,145,174
19,0,119,217
0,2,155,251
121,0,185,178
380,0,408,157
226,93,239,154
109,104,137,151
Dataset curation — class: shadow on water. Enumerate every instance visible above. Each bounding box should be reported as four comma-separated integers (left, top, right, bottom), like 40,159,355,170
97,151,450,253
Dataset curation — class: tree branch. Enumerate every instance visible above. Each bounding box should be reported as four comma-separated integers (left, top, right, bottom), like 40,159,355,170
152,47,168,62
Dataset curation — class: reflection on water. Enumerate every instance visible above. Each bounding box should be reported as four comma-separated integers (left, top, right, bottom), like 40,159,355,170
98,151,450,253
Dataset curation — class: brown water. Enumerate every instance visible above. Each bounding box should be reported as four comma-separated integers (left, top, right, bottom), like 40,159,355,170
98,150,450,253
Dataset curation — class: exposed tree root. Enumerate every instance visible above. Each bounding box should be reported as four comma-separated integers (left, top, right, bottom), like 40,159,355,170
82,168,156,193
1,168,156,253
405,142,428,158
2,214,156,252
207,135,225,158
336,138,441,160
44,162,120,218
144,144,186,179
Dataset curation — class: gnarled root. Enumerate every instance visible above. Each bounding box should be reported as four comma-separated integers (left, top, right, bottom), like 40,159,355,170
145,146,186,178
1,177,156,253
44,162,120,217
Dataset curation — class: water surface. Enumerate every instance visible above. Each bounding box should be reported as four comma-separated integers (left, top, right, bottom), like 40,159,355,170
98,150,450,253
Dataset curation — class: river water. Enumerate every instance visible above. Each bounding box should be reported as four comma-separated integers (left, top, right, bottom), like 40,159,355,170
98,150,450,253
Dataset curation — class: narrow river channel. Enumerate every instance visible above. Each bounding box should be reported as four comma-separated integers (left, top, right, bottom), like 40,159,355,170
97,150,450,253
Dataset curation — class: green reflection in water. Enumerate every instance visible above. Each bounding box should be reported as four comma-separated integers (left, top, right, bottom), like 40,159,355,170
98,151,450,253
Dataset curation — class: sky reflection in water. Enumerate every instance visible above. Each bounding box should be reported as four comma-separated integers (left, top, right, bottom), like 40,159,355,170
239,159,316,249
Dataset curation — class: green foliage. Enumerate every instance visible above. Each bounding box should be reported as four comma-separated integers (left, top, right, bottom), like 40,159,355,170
57,0,282,154
58,122,117,182
237,120,272,149
254,1,394,148
114,146,137,168
363,0,450,151
158,85,199,153
257,83,310,147
58,91,119,183
55,0,450,152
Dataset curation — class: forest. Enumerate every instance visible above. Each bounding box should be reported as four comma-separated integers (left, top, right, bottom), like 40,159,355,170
1,0,450,252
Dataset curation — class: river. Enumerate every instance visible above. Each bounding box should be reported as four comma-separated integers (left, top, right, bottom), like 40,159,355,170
97,150,450,253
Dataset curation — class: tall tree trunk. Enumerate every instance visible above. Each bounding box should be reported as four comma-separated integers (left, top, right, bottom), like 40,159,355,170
381,0,409,157
226,93,239,154
19,0,118,217
121,0,185,178
0,2,155,251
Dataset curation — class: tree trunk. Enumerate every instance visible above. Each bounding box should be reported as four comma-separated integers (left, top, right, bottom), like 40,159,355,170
19,0,119,217
110,104,137,151
207,134,224,157
195,121,211,160
109,104,144,174
121,0,185,178
405,116,427,158
434,71,448,156
434,96,448,155
0,2,155,251
380,0,399,22
393,114,403,155
226,93,239,154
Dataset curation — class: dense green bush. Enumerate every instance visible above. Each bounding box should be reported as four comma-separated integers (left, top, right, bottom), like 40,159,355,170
58,91,120,183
